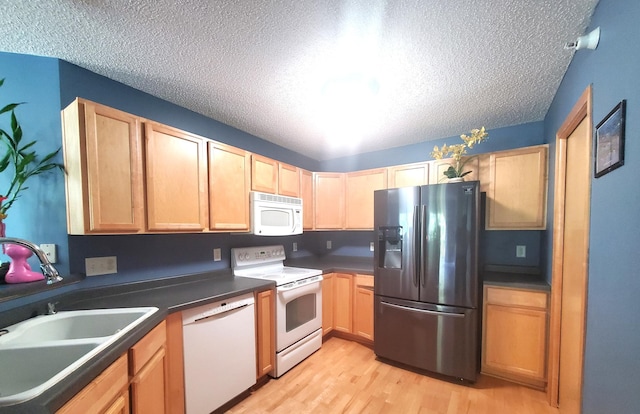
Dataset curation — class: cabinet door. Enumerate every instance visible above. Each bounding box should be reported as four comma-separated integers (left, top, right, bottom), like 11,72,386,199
278,163,300,197
62,99,144,234
354,275,374,341
322,273,335,335
300,169,314,230
130,348,167,414
208,142,251,230
486,145,548,230
428,157,479,184
387,162,429,188
145,122,208,231
314,173,345,229
103,393,130,414
345,169,387,229
333,273,353,333
251,154,278,194
483,304,547,385
165,313,185,414
256,289,275,378
57,354,129,414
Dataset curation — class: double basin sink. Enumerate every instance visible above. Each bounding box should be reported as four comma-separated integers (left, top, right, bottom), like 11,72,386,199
0,306,158,406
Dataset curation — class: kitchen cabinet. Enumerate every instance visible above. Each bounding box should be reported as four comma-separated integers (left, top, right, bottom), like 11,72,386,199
482,285,548,389
322,273,335,335
345,168,387,229
387,162,430,188
255,288,275,378
165,313,185,414
485,145,548,230
251,154,278,194
333,273,354,334
353,275,374,341
278,162,300,197
145,122,208,231
300,169,314,230
428,157,480,185
129,321,167,413
314,172,345,229
62,98,145,234
57,353,130,414
208,142,251,230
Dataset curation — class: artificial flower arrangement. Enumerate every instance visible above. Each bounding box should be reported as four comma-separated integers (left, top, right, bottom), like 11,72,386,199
430,127,488,179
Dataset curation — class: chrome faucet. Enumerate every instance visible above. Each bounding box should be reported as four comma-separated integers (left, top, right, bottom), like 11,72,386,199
0,237,63,284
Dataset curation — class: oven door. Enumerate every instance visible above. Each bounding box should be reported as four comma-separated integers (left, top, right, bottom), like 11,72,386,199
276,278,322,352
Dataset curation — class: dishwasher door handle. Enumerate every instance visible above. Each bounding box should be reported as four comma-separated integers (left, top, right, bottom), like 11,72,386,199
188,303,251,324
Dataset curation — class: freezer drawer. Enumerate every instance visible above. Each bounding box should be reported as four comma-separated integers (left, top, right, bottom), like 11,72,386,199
374,295,478,382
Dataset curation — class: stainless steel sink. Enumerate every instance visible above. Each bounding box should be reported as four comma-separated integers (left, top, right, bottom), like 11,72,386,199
0,307,158,406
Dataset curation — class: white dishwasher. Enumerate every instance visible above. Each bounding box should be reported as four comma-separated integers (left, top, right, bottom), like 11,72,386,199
182,292,256,414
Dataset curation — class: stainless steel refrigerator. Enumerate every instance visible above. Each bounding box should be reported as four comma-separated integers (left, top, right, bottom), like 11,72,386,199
373,181,480,382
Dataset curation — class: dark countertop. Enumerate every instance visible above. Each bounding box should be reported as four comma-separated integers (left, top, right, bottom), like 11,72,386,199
0,269,274,414
285,255,374,275
482,265,550,292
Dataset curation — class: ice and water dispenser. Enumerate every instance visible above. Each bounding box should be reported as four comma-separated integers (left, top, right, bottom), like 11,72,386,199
377,226,403,269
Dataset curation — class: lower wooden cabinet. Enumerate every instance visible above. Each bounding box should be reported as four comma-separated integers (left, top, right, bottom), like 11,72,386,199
129,321,167,413
57,353,130,414
482,285,549,389
353,275,374,341
322,273,335,335
323,272,375,344
333,273,354,333
255,288,275,378
58,321,168,414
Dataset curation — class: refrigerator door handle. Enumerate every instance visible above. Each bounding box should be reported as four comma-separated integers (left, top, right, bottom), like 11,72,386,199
413,205,421,287
381,301,466,318
420,204,427,288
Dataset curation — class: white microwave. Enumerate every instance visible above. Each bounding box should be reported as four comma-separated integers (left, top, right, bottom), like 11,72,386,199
250,191,303,236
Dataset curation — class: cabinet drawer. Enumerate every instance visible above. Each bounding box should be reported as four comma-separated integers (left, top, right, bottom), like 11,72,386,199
355,274,374,289
129,321,166,375
485,286,547,309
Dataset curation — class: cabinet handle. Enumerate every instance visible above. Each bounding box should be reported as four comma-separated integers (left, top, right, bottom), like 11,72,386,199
381,301,465,318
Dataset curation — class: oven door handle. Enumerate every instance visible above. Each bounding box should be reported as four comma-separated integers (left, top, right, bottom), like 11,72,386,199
278,278,322,299
278,276,323,291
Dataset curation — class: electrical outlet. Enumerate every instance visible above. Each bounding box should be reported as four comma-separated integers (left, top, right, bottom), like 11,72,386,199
213,248,222,261
370,242,375,252
293,242,298,252
326,240,332,250
39,243,57,263
516,245,526,258
85,256,118,276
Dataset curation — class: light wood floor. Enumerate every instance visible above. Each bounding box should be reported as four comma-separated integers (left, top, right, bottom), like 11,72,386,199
228,337,559,414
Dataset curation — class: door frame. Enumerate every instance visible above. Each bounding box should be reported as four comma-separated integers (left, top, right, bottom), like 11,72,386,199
547,85,592,407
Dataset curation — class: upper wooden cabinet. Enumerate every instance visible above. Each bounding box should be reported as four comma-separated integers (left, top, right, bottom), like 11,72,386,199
62,98,145,234
278,162,300,197
345,168,387,229
208,142,251,231
251,154,278,194
387,162,429,188
314,172,345,229
486,145,548,230
300,169,314,230
145,122,208,231
428,157,480,185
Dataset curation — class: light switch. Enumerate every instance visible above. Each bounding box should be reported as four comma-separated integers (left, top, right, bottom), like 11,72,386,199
516,245,526,258
40,243,57,263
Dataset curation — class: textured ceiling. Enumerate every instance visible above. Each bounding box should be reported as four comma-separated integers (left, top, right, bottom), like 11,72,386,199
0,0,598,160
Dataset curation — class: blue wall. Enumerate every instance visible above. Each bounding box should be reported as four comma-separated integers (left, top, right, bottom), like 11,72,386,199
543,0,640,412
0,53,69,275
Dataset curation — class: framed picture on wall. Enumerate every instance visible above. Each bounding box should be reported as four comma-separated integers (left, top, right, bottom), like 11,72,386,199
595,100,626,178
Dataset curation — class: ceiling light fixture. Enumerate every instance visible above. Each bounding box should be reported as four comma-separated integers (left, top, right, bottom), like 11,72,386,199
565,27,600,50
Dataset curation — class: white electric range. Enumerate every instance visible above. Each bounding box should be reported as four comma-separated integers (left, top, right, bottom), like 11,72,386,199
231,245,323,377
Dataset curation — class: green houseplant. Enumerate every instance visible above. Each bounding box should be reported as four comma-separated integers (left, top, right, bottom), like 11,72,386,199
0,78,65,238
430,127,489,180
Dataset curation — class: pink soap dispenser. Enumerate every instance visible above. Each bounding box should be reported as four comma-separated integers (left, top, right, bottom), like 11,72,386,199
4,244,45,283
